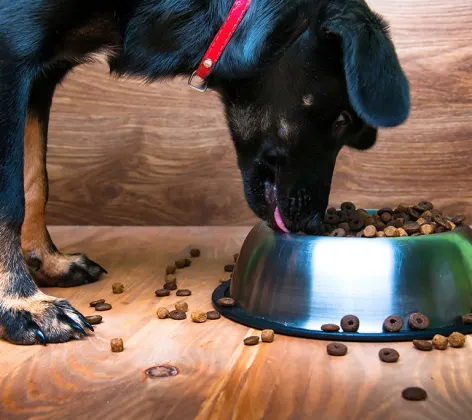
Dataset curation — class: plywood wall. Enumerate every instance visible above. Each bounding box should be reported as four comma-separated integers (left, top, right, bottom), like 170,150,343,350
46,0,472,226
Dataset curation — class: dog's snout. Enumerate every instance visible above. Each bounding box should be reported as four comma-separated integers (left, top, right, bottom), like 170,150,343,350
260,147,288,171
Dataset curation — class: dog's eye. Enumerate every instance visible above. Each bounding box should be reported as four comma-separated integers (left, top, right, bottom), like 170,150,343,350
332,111,353,139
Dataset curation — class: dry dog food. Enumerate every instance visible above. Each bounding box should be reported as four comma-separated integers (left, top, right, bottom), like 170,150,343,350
190,248,201,257
432,334,448,350
166,264,176,275
112,282,124,294
408,313,430,330
224,264,235,272
463,314,472,324
175,301,188,312
95,303,112,311
157,308,170,319
413,340,433,351
176,289,192,297
169,310,187,320
85,315,103,325
218,297,235,307
261,329,275,343
327,342,348,356
321,324,340,332
155,289,171,297
448,332,466,348
378,348,400,363
320,201,466,238
191,311,207,323
175,259,186,269
90,299,105,307
165,274,177,284
244,336,260,346
383,315,404,332
207,311,221,320
341,315,360,332
164,282,177,291
184,258,192,267
110,338,124,353
402,387,427,401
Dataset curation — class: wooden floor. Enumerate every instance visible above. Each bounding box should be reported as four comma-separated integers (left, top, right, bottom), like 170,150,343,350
1,227,471,420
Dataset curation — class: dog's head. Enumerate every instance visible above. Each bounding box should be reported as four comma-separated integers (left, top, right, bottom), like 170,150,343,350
216,0,410,233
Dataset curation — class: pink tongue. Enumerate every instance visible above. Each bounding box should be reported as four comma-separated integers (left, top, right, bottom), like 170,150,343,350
274,207,290,233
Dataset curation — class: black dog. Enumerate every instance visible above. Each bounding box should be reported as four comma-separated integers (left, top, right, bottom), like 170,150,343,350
0,0,409,344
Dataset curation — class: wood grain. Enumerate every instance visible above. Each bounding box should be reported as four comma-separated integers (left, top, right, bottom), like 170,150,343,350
44,0,472,226
1,226,471,419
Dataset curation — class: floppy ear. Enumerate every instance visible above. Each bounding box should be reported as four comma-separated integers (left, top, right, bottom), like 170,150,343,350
322,0,410,127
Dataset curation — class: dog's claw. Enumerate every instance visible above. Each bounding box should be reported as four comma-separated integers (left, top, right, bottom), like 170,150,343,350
96,263,108,275
71,321,87,336
34,328,47,345
78,314,94,332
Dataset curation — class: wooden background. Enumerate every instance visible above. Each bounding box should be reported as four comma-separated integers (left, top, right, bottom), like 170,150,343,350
45,0,472,226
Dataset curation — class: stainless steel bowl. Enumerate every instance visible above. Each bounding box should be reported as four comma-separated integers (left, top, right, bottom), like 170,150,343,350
213,220,472,341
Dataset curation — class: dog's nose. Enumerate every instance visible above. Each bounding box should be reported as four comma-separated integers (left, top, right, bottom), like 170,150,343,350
260,147,288,171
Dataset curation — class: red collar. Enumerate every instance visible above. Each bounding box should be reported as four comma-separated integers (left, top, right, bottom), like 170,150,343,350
188,0,252,92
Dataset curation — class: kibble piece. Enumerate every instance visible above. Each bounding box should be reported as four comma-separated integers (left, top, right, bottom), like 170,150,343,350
244,336,260,346
421,210,433,218
402,387,427,401
224,264,235,272
85,315,103,325
233,253,239,263
376,231,386,238
218,297,235,307
90,299,105,307
408,313,430,330
321,324,340,332
95,303,112,311
357,209,370,220
330,228,346,237
377,207,393,216
397,227,408,237
112,282,124,294
337,222,350,232
184,258,192,267
327,342,348,356
176,289,192,297
416,217,426,226
433,215,451,230
363,225,377,238
206,311,221,320
191,311,207,323
166,264,176,275
190,248,201,257
341,315,360,332
452,213,466,225
110,338,124,353
375,220,386,231
448,332,466,348
157,308,170,319
261,329,275,343
420,224,434,235
448,221,456,230
325,214,340,224
327,207,337,214
413,340,433,351
462,314,472,324
380,212,392,224
349,218,364,231
164,282,177,291
384,226,399,237
379,348,400,363
392,218,405,228
165,274,177,284
394,203,409,214
432,334,448,350
175,259,186,269
169,310,187,320
341,202,356,212
383,315,404,332
408,207,422,220
175,301,188,312
155,288,171,297
364,217,375,227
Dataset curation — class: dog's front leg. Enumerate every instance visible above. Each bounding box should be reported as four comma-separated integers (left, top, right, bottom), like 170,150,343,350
0,65,92,345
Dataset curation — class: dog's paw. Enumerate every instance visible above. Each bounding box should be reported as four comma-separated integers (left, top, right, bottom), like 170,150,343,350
0,292,93,345
25,251,107,288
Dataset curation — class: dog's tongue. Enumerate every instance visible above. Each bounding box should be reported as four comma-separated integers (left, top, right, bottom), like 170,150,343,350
274,207,290,233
